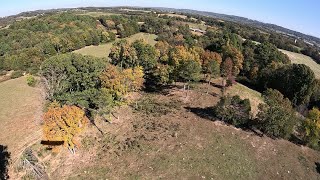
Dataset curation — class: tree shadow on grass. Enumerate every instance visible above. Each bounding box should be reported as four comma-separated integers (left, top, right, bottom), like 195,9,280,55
0,145,10,180
185,106,264,137
185,107,215,121
316,162,320,174
288,134,305,146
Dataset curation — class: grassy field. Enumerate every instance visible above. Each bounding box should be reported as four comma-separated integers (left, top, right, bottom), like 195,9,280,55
0,76,43,159
186,22,208,31
280,49,320,78
73,33,158,58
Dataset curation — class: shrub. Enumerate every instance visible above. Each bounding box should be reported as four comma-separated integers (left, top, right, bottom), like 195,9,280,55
26,75,37,87
133,95,181,117
0,145,10,180
0,71,7,76
257,89,298,139
214,95,251,127
10,70,23,79
302,108,320,149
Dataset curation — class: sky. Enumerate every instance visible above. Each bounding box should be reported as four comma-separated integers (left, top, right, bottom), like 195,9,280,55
1,0,319,38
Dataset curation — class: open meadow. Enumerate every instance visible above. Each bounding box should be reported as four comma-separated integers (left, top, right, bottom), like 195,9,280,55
280,49,320,78
0,77,44,159
73,33,158,58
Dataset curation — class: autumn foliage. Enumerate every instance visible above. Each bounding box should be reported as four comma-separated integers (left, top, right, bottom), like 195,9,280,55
100,65,144,99
43,103,89,152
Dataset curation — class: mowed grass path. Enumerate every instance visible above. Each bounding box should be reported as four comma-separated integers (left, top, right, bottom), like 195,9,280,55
73,33,158,58
280,49,320,78
0,77,44,158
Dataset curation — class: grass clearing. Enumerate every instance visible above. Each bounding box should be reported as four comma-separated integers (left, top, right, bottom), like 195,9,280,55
227,83,263,117
0,76,44,158
186,22,208,31
73,33,158,58
280,49,320,78
148,131,258,179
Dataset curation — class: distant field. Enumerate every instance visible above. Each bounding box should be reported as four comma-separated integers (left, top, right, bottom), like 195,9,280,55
227,83,263,117
0,76,43,159
280,49,320,78
159,13,188,19
77,11,120,17
186,22,208,31
73,33,158,58
120,8,152,13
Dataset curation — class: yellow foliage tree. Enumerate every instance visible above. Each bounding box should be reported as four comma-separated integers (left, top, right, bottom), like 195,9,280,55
303,108,320,148
100,65,144,100
123,66,145,92
155,41,171,63
169,46,201,66
43,104,89,153
100,65,125,98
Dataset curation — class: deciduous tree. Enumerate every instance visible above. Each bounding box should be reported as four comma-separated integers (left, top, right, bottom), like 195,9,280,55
43,104,89,153
303,108,320,149
257,89,298,139
109,40,138,69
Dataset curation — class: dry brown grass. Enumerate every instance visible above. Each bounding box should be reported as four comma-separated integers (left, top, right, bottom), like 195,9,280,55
0,76,44,159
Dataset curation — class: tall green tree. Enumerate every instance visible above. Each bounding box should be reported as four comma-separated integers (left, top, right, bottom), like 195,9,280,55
132,39,159,72
109,40,138,69
257,89,298,139
263,64,315,106
41,53,107,109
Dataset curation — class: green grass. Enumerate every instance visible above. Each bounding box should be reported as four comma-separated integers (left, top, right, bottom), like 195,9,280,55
279,49,320,78
73,33,158,58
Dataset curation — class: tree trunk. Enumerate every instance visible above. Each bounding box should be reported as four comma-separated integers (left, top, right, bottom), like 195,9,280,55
221,78,226,96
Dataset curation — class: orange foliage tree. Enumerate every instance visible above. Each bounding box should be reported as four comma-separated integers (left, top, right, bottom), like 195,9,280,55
43,103,89,153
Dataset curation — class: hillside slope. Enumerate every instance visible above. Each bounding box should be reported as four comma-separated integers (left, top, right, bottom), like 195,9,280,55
41,82,320,179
